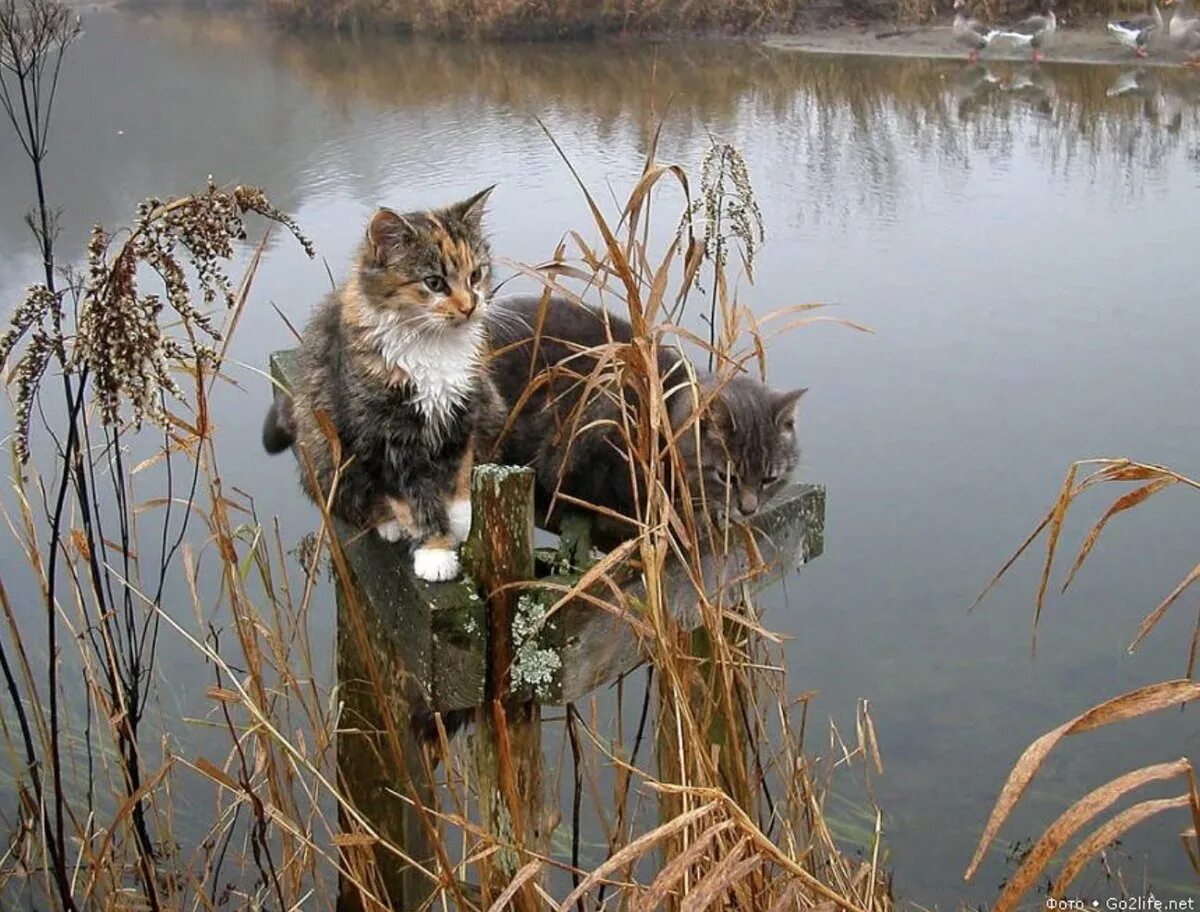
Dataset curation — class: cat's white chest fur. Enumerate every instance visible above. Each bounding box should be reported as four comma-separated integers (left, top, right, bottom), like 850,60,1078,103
365,313,482,432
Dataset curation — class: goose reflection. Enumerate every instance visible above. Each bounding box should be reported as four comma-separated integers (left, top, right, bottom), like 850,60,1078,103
1001,63,1058,113
1157,70,1200,130
1106,67,1200,129
950,61,1001,116
1107,66,1160,119
1107,66,1157,98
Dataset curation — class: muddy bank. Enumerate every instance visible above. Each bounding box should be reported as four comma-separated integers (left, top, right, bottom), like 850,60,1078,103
766,23,1198,67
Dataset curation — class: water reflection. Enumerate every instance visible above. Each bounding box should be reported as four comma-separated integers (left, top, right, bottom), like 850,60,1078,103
251,22,1200,216
1107,65,1200,128
6,8,1200,269
949,61,1002,115
1001,63,1058,113
118,10,1200,173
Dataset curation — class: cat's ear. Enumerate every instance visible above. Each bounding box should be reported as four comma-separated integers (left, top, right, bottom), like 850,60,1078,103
450,185,495,230
772,387,807,430
702,392,735,440
366,208,415,265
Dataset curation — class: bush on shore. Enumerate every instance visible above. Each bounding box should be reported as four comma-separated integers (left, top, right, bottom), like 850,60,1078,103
260,0,806,38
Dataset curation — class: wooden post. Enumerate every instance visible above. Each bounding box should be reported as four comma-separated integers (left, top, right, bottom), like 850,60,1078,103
334,570,434,912
461,466,546,910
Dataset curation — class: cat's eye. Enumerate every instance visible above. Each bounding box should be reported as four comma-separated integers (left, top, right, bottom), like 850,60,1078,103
715,467,736,485
470,266,486,286
424,275,449,295
762,475,779,486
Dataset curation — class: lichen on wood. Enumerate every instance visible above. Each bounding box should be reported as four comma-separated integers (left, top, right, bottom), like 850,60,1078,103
511,592,562,700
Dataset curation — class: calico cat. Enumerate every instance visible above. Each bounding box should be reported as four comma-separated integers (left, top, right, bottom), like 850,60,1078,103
485,295,804,534
262,188,503,582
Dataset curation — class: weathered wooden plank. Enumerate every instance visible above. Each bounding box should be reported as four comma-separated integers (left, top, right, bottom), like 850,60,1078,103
553,483,825,704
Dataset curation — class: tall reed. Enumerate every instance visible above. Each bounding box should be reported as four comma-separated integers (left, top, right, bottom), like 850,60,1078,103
969,459,1200,905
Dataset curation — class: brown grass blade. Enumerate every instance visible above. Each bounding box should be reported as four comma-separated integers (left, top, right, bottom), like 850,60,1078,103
1034,462,1079,634
969,507,1054,613
1189,608,1200,681
210,229,268,386
994,759,1190,911
768,881,805,912
857,699,883,775
635,820,736,912
1061,477,1177,593
679,842,761,912
331,833,378,848
1051,791,1194,896
965,680,1200,880
193,756,240,793
1187,765,1200,865
270,299,302,342
1129,558,1200,653
535,118,643,328
90,761,173,871
1104,461,1176,482
555,802,718,911
625,163,690,228
1181,830,1200,876
486,860,545,912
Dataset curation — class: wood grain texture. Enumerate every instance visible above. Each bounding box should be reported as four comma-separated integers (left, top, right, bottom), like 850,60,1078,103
461,465,545,909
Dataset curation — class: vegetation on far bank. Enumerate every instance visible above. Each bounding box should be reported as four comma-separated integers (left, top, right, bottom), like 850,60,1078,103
237,0,1166,38
257,0,800,37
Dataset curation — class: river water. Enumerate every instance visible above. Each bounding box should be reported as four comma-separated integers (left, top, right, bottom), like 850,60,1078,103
1,7,1198,905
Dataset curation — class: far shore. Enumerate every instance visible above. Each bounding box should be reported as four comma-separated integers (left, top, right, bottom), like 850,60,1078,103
70,0,1200,69
766,22,1200,68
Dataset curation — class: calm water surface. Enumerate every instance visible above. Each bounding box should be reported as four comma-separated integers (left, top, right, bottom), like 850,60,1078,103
2,9,1198,904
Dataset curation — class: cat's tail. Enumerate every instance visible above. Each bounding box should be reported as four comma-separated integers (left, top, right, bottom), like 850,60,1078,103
262,390,296,454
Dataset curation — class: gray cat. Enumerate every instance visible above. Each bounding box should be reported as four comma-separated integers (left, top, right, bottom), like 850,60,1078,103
485,295,804,537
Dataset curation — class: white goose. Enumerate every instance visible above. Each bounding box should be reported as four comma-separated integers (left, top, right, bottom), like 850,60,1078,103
1166,0,1200,63
997,0,1058,63
952,0,1000,61
1107,0,1163,57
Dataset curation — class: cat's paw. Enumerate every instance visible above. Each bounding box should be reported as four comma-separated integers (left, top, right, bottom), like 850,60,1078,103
447,499,472,543
376,519,405,542
413,546,460,582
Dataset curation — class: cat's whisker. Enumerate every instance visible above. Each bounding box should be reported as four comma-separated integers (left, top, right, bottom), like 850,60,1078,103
481,309,534,335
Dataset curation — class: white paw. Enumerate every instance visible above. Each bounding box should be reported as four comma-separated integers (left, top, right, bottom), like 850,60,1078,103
413,546,460,582
448,499,472,543
376,519,404,542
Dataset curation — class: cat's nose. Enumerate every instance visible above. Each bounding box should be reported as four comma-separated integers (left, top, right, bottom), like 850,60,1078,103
737,489,759,516
451,294,476,319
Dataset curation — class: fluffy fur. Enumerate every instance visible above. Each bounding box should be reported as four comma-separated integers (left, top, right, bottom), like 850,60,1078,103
262,188,504,582
485,295,804,535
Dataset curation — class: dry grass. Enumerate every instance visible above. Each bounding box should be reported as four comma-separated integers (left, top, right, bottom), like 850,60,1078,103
251,0,1159,33
969,458,1200,906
